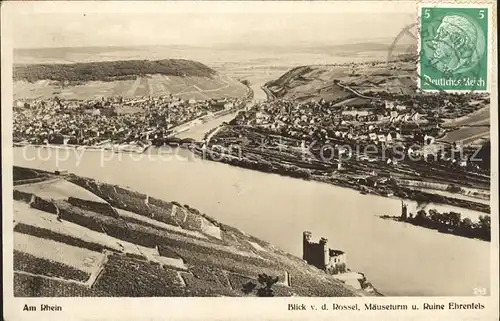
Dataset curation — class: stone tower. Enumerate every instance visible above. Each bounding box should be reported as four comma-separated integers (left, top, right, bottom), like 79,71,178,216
319,237,329,268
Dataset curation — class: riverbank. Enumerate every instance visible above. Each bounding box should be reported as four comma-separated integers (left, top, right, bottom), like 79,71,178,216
191,144,490,214
15,140,490,215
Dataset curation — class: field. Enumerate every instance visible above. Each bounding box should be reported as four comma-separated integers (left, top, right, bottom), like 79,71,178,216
440,126,490,145
14,232,105,277
14,74,248,100
15,201,123,252
14,179,107,202
442,105,491,127
115,207,208,239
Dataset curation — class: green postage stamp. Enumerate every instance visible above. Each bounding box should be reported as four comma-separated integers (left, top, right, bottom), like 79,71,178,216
419,4,490,92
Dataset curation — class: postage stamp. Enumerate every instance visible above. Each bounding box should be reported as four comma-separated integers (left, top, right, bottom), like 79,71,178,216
418,5,490,92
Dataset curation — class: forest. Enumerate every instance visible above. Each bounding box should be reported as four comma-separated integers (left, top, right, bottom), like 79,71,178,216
13,59,217,83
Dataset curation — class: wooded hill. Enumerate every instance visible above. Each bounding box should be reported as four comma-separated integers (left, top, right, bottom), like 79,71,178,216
13,59,217,83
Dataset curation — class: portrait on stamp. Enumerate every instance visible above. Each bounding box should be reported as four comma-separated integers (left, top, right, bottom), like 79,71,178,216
419,7,489,91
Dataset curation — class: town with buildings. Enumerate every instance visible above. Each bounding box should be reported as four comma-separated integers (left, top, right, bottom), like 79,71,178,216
13,95,250,151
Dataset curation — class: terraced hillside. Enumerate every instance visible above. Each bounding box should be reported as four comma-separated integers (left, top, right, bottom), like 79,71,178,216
13,59,249,100
12,166,371,297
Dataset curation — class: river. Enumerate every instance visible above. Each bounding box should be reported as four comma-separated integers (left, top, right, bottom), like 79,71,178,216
12,144,490,297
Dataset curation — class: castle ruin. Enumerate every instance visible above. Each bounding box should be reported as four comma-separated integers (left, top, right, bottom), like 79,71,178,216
302,231,346,275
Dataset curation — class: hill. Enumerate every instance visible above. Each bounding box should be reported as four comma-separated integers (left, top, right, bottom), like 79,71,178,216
13,59,249,100
12,166,374,297
13,59,217,82
265,55,417,102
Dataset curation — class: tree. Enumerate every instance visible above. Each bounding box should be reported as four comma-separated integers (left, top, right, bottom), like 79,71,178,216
257,273,279,297
476,215,491,241
429,209,440,222
460,217,473,229
448,211,461,227
241,273,279,297
241,281,257,295
414,209,428,222
477,215,491,230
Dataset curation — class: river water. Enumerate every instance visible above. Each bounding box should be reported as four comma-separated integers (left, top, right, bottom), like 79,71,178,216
12,145,490,297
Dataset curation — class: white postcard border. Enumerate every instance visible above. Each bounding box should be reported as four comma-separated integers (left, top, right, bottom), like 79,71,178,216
2,1,498,320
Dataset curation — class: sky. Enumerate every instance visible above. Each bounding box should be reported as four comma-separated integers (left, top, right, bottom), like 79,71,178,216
6,1,417,49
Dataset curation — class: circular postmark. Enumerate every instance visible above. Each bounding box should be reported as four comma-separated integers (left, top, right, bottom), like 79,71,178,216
387,23,420,94
388,16,484,94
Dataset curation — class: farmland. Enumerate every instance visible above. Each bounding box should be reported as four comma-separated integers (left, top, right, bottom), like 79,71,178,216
440,126,490,145
14,178,107,202
13,59,249,101
265,56,417,102
14,232,105,281
442,105,491,127
14,74,248,100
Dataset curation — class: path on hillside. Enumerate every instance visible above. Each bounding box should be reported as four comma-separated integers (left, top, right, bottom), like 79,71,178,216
336,82,380,101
